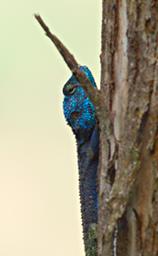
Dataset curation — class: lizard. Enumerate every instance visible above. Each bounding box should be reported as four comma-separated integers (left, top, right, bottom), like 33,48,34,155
63,66,99,255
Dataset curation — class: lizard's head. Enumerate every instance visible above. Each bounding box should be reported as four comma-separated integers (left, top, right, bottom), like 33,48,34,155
63,66,97,134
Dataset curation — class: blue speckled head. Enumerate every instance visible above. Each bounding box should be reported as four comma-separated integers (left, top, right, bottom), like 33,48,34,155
63,66,97,134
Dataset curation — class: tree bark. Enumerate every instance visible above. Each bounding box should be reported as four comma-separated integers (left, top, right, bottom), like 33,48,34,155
98,1,158,255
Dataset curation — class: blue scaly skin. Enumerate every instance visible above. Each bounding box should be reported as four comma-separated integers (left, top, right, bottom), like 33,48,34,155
63,66,99,253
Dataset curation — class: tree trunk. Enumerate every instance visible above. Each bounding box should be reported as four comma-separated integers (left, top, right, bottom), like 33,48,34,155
98,1,158,256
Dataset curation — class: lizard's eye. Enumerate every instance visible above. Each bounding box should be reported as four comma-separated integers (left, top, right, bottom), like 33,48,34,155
63,84,76,96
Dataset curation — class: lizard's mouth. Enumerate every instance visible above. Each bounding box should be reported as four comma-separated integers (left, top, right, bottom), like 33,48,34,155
71,111,81,121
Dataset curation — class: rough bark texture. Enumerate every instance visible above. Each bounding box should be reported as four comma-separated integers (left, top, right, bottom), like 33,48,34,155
98,1,158,256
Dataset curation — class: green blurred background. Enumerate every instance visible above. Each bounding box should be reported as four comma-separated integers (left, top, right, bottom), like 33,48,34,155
0,1,101,255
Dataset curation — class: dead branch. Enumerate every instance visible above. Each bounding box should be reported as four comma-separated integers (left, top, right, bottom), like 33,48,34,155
34,14,100,107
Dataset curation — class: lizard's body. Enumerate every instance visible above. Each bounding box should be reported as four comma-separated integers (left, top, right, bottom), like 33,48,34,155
63,66,99,253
